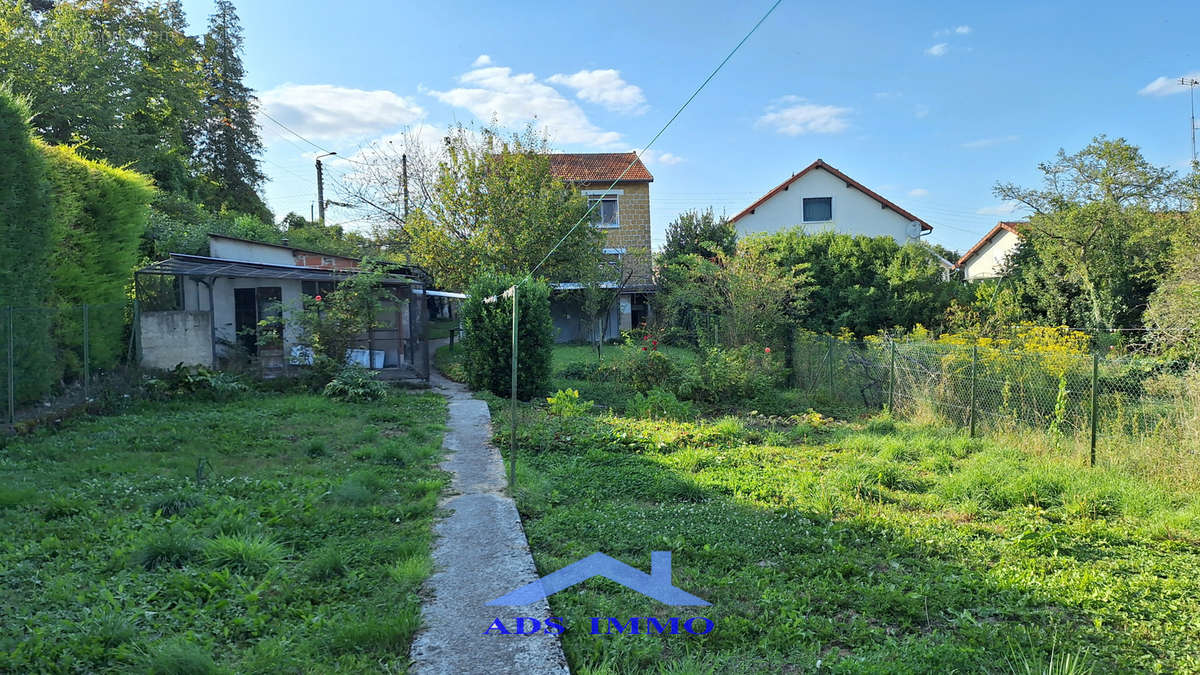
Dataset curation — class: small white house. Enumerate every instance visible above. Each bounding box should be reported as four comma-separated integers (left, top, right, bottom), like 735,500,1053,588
956,222,1024,281
729,159,933,243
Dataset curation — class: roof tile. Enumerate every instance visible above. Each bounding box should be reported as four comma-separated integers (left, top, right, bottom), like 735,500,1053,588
548,153,654,183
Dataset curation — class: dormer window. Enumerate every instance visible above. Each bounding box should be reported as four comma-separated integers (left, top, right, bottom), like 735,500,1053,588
803,197,832,222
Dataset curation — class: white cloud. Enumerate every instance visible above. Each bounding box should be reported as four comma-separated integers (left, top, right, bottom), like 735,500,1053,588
429,63,622,147
757,96,851,136
914,104,930,118
632,148,684,166
908,188,929,197
962,134,1019,149
547,69,647,115
259,84,425,141
472,54,492,67
926,43,949,57
934,25,972,37
1139,71,1200,96
977,202,1023,216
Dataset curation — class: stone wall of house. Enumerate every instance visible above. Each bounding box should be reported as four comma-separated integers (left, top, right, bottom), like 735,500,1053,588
581,180,654,286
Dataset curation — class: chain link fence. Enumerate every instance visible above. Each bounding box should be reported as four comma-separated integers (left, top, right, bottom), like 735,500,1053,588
791,330,1200,466
1,301,143,428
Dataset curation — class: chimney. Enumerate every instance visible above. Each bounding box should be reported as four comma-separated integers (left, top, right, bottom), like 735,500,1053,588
650,551,672,584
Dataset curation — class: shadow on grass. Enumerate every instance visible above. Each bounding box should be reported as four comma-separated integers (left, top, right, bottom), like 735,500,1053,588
503,411,1196,673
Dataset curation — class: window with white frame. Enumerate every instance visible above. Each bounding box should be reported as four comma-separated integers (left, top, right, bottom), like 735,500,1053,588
588,195,620,228
802,197,832,222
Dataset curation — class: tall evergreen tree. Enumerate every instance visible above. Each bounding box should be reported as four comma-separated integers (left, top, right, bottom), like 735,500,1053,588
197,0,269,221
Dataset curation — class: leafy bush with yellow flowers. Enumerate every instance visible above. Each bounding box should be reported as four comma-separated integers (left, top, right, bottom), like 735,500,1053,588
889,323,1095,430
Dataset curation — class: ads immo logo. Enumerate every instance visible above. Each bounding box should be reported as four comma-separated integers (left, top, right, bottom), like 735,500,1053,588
487,551,709,606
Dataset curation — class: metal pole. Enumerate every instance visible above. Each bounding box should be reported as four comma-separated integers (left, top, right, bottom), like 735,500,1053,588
889,338,896,412
969,344,978,438
1090,352,1099,467
509,285,519,488
827,334,834,401
6,306,13,425
82,304,90,401
316,158,326,225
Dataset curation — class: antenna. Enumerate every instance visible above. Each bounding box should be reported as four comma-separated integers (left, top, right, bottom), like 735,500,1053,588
1183,77,1200,171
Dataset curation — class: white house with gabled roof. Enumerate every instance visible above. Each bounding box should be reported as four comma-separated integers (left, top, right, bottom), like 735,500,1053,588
729,159,933,243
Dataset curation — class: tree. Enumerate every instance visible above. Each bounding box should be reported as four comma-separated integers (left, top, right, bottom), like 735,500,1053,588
661,208,737,260
405,124,602,290
197,0,269,221
1144,216,1200,358
994,136,1185,331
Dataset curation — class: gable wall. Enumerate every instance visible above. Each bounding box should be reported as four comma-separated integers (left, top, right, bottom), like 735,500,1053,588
734,168,918,244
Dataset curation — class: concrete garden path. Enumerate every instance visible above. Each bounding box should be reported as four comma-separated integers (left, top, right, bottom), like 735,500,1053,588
408,340,569,674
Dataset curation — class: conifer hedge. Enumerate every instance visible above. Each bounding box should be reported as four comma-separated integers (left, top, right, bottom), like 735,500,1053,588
461,273,553,400
42,143,154,374
0,86,55,403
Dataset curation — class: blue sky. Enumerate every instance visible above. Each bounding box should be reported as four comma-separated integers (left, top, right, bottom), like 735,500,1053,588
180,0,1200,255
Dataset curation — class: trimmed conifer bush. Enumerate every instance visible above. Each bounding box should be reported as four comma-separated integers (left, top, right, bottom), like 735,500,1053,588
460,272,553,400
0,86,55,403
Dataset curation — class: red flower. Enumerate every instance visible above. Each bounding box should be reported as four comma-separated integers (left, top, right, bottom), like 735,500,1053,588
652,340,658,346
764,347,771,353
314,295,323,302
643,335,650,340
642,347,647,351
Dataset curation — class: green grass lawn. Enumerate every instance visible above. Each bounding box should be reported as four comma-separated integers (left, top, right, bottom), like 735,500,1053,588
427,318,458,340
503,405,1200,673
0,392,447,673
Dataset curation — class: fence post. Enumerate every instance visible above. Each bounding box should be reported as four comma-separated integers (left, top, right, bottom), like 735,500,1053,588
6,306,13,425
509,285,519,489
889,338,896,413
1090,352,1098,467
969,344,978,438
827,334,835,401
82,304,90,401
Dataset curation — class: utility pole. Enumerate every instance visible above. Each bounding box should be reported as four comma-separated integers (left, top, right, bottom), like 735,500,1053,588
1183,78,1200,171
402,153,410,222
315,151,337,224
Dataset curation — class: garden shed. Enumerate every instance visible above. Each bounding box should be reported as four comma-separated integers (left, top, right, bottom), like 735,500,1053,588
134,235,430,380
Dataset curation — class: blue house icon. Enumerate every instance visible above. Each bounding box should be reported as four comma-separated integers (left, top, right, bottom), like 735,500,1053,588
486,551,710,607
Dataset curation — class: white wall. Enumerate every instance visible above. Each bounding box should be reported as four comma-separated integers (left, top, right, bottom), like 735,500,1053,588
735,167,919,244
141,311,212,369
183,277,305,356
210,237,294,266
962,229,1021,281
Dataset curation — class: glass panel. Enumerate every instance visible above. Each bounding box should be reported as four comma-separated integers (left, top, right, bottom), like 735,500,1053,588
803,197,832,222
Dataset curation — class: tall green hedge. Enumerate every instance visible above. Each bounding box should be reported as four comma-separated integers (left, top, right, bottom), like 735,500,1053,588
42,143,154,374
0,86,55,403
461,273,553,400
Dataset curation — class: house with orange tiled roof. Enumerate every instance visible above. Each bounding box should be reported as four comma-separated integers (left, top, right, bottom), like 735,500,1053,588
956,222,1025,281
546,152,655,341
729,159,933,243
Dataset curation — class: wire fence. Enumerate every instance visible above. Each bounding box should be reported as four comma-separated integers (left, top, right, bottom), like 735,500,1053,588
0,301,143,427
791,331,1200,465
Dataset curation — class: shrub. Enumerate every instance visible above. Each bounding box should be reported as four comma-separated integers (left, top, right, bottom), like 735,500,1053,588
546,389,594,417
322,363,387,402
460,272,553,400
626,389,697,421
147,639,218,675
676,345,785,403
146,364,247,401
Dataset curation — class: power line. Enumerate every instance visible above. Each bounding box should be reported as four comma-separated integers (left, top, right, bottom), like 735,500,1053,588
259,109,334,154
526,0,784,281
